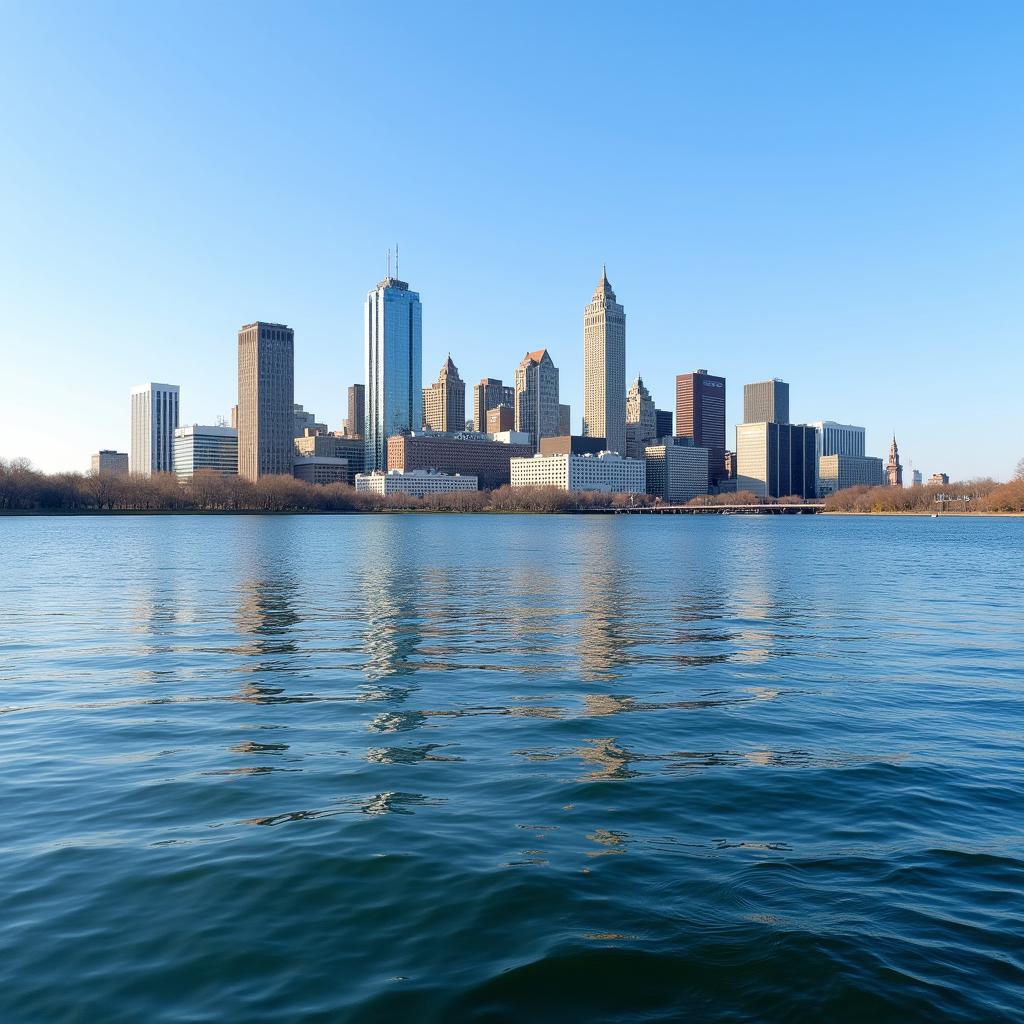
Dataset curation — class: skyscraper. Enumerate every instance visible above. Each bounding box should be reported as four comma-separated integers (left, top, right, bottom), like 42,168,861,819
365,275,422,472
675,370,726,485
130,382,179,475
887,436,904,487
655,408,673,439
237,322,294,481
625,375,657,459
743,379,790,425
582,266,626,456
515,348,560,451
472,378,515,432
346,384,365,438
735,422,817,499
422,356,465,432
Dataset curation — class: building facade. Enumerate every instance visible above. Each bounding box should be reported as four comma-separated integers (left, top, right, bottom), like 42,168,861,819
808,420,866,461
472,378,515,432
387,432,533,490
743,379,790,425
817,454,884,496
91,450,129,476
675,370,726,485
511,450,645,494
345,384,365,438
130,382,180,475
365,277,422,472
887,436,904,487
172,425,238,480
237,322,294,481
655,408,672,439
645,443,710,504
625,375,657,459
515,348,560,451
293,457,349,485
735,421,817,499
294,431,364,484
487,406,515,433
292,403,326,438
929,472,950,486
356,469,478,496
558,403,571,437
582,267,626,456
539,435,605,456
422,356,465,432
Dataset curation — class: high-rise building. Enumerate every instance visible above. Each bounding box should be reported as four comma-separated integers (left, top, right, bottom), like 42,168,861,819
487,406,515,433
91,450,129,476
625,375,657,459
655,408,672,439
559,403,571,437
911,468,923,486
675,370,726,485
511,451,645,494
346,384,365,438
743,379,790,425
515,348,560,451
130,382,179,475
645,443,710,504
735,422,817,499
808,420,866,462
582,266,626,456
422,356,465,432
365,276,422,472
472,378,515,432
172,425,239,480
237,322,294,481
817,454,884,496
292,403,327,438
886,436,904,487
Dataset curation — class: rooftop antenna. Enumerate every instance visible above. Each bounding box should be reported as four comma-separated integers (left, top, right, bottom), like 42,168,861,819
387,248,391,279
395,242,399,279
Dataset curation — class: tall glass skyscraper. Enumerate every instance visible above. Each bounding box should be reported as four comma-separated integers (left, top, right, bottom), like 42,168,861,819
365,276,422,472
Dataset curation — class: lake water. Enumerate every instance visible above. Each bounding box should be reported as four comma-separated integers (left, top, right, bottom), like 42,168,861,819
1,513,1022,1022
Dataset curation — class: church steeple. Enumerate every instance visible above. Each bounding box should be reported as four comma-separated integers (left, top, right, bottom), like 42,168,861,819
887,434,904,487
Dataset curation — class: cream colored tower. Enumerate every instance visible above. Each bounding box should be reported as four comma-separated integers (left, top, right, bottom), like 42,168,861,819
582,266,626,455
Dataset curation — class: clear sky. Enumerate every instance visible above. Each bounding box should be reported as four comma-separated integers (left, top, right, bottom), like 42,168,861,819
1,1,1021,479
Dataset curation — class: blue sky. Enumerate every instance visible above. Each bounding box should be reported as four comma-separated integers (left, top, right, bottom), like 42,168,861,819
1,1,1021,479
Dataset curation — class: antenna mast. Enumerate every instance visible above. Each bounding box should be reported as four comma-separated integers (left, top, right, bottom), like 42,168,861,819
395,242,399,279
387,248,391,279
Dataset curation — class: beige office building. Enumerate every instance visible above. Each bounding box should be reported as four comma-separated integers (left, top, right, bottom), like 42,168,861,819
583,267,626,456
91,450,129,476
237,322,294,481
422,356,466,432
625,375,657,459
515,348,560,452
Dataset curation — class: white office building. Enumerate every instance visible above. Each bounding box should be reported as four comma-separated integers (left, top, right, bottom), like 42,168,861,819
172,425,238,480
131,383,179,475
355,468,478,496
645,443,710,504
808,421,866,461
510,451,645,494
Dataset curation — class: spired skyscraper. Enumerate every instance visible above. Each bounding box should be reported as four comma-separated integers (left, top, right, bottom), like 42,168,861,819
582,266,626,456
237,322,295,481
365,273,422,472
422,356,465,432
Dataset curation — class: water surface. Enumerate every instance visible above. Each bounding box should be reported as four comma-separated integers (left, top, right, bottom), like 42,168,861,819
1,514,1022,1022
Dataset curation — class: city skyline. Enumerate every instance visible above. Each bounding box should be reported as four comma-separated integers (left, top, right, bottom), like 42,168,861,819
2,4,1022,480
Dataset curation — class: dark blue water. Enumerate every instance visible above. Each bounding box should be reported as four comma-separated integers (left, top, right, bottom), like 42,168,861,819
1,514,1022,1022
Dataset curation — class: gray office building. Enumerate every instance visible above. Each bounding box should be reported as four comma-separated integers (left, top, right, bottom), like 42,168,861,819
743,379,790,425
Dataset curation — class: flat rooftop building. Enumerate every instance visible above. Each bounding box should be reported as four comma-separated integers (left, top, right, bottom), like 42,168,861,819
355,468,478,496
387,432,532,490
172,425,238,480
91,450,129,476
510,450,645,494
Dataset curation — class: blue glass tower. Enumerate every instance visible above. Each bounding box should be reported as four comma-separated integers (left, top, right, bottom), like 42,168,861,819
364,276,422,472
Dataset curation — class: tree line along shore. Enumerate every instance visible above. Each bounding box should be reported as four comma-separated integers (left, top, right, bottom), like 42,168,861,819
1,458,1022,515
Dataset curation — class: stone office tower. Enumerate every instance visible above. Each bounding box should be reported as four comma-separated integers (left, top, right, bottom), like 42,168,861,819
472,378,515,432
582,266,626,456
625,375,657,459
515,348,560,452
365,275,422,472
237,322,295,481
422,356,466,432
886,435,904,487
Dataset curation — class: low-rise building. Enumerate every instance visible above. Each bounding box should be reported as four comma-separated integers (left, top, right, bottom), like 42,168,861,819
492,430,533,446
172,425,238,480
645,443,710,504
294,430,364,484
510,451,645,494
387,432,532,490
538,434,605,457
355,468,478,496
928,472,950,486
91,450,129,476
486,405,515,433
817,454,885,496
293,457,349,485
